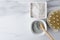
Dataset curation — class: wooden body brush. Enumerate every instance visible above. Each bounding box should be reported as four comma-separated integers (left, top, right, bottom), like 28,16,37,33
47,10,60,31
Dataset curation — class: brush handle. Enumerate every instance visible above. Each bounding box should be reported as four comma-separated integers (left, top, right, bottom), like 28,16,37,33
40,23,54,40
44,29,54,40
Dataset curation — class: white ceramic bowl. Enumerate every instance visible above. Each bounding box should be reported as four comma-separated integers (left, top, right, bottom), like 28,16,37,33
31,20,47,36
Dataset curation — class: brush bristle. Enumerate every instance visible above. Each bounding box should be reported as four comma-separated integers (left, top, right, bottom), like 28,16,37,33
47,10,60,30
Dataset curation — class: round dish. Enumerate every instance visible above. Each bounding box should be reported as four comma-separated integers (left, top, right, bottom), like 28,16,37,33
31,20,47,36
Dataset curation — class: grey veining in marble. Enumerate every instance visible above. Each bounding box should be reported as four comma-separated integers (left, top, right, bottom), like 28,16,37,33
0,0,60,40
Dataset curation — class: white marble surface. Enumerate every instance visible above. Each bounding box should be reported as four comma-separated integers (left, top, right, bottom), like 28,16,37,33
0,0,60,40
